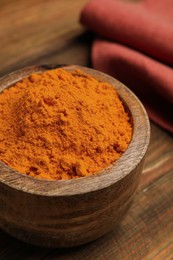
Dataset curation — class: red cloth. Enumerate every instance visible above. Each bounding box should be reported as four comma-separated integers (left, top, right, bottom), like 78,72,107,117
80,0,173,133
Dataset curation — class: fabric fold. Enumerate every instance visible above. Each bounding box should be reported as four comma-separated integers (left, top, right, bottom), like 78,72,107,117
80,0,173,65
92,39,173,133
80,0,173,133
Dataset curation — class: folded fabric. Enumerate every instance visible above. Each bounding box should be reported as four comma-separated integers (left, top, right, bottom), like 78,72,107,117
80,0,173,133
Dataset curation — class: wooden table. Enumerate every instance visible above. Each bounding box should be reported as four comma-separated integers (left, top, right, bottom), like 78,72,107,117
1,0,173,259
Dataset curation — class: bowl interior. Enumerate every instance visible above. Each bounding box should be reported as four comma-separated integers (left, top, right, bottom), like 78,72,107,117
0,64,150,196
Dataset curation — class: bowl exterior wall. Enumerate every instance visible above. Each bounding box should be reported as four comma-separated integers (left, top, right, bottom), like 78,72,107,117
0,64,150,247
0,160,143,247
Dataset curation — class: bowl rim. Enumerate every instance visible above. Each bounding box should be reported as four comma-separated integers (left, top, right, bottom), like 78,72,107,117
0,64,150,196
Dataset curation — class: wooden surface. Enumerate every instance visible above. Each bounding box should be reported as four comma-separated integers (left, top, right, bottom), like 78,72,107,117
0,0,173,259
0,64,150,248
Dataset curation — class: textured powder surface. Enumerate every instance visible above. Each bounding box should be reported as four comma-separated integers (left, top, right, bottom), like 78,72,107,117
0,69,132,180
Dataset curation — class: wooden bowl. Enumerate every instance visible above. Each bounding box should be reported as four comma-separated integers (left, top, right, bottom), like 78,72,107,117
0,65,150,247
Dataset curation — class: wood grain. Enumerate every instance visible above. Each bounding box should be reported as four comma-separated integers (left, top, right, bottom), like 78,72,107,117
0,64,150,247
140,124,173,188
0,0,173,258
42,168,173,259
1,164,173,259
0,0,88,77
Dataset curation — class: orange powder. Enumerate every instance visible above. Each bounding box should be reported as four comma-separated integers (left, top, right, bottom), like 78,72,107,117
0,69,132,180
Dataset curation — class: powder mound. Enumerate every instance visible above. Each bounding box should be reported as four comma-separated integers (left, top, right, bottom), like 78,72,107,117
0,69,132,180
